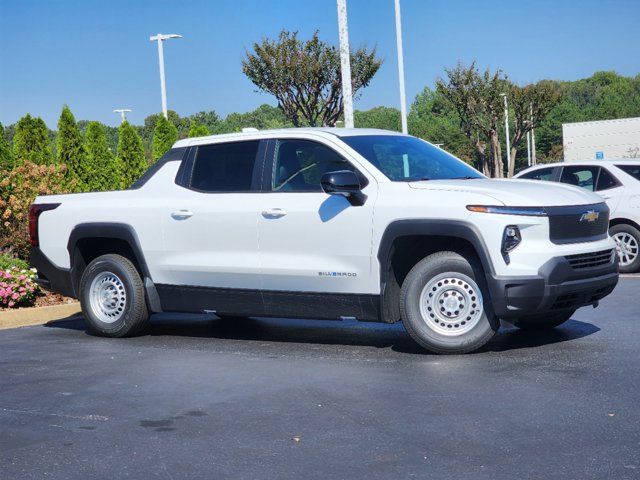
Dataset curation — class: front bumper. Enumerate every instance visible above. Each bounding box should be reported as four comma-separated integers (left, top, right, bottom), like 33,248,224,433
489,251,619,318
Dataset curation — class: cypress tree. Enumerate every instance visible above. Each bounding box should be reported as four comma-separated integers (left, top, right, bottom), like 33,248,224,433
84,121,121,191
188,122,210,138
152,116,178,162
12,114,52,165
117,120,147,188
0,122,13,171
56,105,86,189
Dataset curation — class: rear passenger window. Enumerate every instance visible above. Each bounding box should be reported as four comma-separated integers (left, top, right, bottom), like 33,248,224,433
616,164,640,182
596,168,619,191
560,166,598,191
190,141,260,192
520,167,555,181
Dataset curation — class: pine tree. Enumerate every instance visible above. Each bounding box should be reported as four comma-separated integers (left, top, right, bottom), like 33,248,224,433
56,105,86,189
152,116,178,162
12,114,52,165
117,121,147,188
0,122,14,171
188,122,210,138
84,121,121,191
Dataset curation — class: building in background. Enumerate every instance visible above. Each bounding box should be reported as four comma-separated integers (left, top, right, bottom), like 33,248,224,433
563,117,640,161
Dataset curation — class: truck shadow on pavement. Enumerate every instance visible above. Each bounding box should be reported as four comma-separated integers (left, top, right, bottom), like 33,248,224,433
46,314,600,355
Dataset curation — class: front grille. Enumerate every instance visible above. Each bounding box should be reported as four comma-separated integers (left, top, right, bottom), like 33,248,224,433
565,249,615,270
547,203,609,244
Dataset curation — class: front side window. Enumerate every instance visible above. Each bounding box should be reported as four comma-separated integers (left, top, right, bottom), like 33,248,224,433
616,164,640,182
560,166,599,191
341,135,483,181
272,139,356,192
519,167,555,181
190,141,260,192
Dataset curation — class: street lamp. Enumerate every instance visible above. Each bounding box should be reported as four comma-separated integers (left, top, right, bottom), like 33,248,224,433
149,33,182,119
113,109,132,123
336,0,354,128
500,93,511,174
394,0,408,134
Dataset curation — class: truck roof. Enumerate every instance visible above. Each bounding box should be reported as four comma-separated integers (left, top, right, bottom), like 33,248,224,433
173,127,405,148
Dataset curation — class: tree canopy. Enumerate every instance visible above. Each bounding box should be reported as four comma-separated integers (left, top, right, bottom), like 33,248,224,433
12,114,52,165
242,30,382,127
56,105,86,189
152,116,179,161
116,121,147,188
0,122,13,171
84,121,121,190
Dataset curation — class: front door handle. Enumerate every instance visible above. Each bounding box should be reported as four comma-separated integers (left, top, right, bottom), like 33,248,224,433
262,208,287,219
171,209,193,220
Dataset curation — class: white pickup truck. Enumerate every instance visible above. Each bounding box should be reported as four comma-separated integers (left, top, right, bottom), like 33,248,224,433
30,128,618,353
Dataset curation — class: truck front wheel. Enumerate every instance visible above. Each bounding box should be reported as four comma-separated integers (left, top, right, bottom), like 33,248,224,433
79,254,150,337
400,251,498,354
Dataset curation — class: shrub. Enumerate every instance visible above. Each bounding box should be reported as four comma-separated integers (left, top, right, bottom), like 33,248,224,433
0,161,72,259
0,256,40,308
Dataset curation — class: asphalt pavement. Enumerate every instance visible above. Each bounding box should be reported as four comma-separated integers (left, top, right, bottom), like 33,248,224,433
1,277,639,479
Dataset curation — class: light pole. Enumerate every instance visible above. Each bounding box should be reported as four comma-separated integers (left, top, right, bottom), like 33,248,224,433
394,0,408,134
500,93,511,174
113,109,132,123
336,0,354,128
149,33,182,119
530,102,537,165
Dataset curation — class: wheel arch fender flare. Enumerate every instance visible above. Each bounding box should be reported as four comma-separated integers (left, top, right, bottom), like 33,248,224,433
377,219,496,284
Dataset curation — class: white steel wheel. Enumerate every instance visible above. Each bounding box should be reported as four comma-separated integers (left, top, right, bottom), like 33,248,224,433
613,232,639,267
419,272,483,336
89,271,127,324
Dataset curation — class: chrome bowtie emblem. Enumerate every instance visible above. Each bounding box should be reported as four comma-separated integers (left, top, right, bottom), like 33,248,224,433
580,210,599,223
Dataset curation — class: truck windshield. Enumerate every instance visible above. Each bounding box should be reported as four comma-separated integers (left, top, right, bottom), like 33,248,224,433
341,135,483,181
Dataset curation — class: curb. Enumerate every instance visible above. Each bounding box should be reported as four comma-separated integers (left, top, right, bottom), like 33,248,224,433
0,302,82,330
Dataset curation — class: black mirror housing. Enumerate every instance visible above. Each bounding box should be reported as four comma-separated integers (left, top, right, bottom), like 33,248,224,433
321,170,367,206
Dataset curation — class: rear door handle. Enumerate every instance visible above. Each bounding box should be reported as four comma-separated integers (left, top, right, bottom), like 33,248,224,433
261,208,287,219
171,209,193,220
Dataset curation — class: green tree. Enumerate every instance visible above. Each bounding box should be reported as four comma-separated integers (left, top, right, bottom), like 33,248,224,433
355,106,401,131
83,121,121,190
117,121,147,188
12,114,52,165
215,104,293,133
0,122,13,171
408,87,475,163
152,116,178,161
56,105,86,189
189,110,221,133
188,122,210,138
242,30,382,127
506,81,562,176
436,62,508,177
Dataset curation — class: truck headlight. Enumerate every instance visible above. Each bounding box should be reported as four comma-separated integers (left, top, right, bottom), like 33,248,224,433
502,225,521,254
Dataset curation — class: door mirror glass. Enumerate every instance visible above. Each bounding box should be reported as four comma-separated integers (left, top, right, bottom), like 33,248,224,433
320,170,366,206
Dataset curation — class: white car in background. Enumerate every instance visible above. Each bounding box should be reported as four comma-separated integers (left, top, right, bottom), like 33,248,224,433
515,160,640,273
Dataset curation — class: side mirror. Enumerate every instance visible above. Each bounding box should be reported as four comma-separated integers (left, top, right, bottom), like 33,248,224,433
320,170,367,206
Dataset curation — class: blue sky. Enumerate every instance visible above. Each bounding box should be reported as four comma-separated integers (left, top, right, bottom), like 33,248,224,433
1,0,639,127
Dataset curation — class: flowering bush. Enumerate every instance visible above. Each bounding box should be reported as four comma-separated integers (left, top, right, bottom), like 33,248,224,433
0,261,40,308
0,161,73,259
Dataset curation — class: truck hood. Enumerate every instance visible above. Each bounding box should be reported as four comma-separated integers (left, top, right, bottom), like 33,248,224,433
408,178,603,207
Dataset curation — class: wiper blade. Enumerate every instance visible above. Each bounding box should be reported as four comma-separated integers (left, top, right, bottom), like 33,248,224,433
450,176,480,180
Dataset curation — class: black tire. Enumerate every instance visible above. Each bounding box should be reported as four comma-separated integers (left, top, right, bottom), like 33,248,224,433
512,310,575,330
610,223,640,273
400,251,498,354
79,254,150,337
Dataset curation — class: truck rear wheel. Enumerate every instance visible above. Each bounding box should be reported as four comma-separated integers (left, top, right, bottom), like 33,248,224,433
79,254,150,337
400,251,498,354
512,310,575,330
